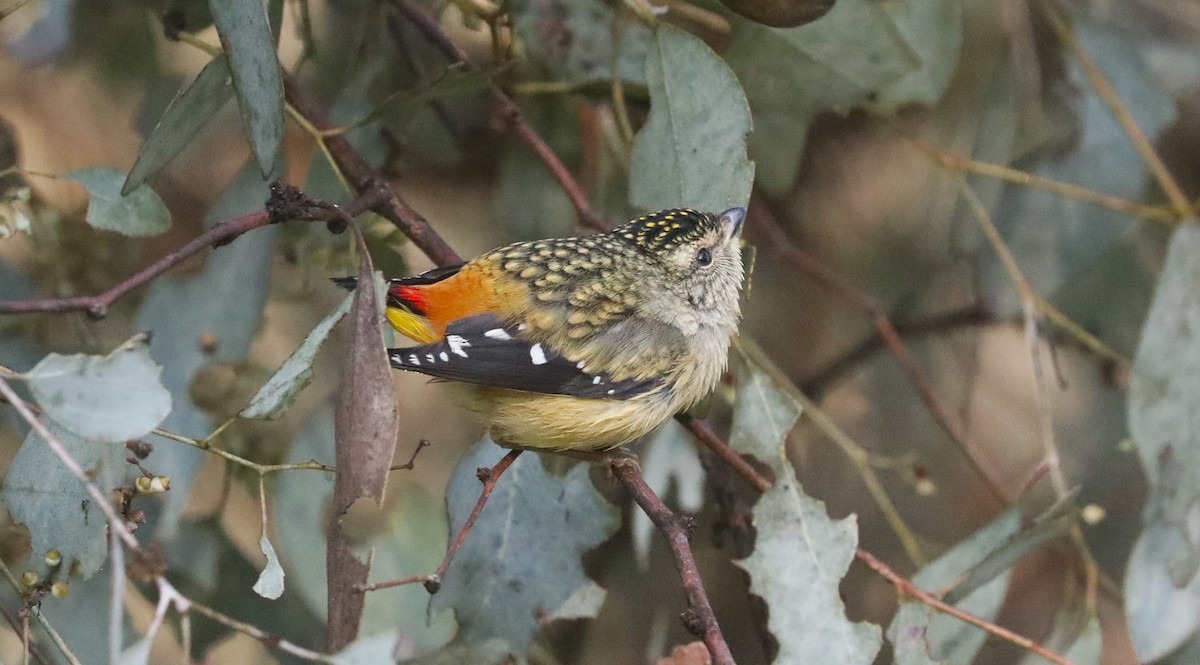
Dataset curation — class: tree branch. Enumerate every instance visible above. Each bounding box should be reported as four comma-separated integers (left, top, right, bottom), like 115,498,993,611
610,459,735,665
854,548,1081,665
747,194,1010,506
387,0,610,232
357,449,523,594
0,184,389,317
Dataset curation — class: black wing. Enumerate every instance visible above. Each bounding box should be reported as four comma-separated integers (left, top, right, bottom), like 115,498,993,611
388,313,662,399
331,263,466,294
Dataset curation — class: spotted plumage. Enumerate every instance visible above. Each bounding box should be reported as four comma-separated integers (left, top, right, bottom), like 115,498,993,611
340,207,747,451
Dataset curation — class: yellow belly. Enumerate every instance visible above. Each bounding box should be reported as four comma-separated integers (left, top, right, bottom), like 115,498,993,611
450,386,679,451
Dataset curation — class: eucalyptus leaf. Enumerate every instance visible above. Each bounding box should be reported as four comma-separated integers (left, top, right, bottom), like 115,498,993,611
252,531,285,599
632,419,705,568
395,639,514,665
124,55,234,194
983,20,1175,344
275,408,455,650
865,0,962,113
136,161,277,538
728,357,881,663
1126,221,1200,661
209,0,283,176
67,167,170,236
241,292,353,420
327,237,399,649
738,463,880,664
432,441,619,652
725,0,919,194
629,23,753,214
26,336,172,442
889,509,1019,664
508,0,652,85
1,421,126,579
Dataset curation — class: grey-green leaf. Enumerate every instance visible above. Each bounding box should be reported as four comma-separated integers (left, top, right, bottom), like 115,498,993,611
124,55,235,195
728,357,881,664
633,420,705,568
890,509,1020,664
209,0,283,176
725,0,919,193
1,422,126,578
394,639,514,665
1126,221,1200,660
252,530,285,599
240,292,353,420
864,0,962,114
67,167,171,236
737,462,880,664
431,441,619,652
136,160,277,537
630,23,753,214
727,360,801,466
26,336,172,442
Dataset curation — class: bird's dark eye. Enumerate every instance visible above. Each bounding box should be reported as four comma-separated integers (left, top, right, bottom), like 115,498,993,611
696,247,712,266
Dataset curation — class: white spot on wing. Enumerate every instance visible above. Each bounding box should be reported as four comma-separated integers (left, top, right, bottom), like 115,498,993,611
607,389,615,395
576,361,586,369
447,335,471,358
426,353,435,363
409,354,420,365
484,328,512,340
593,376,601,385
391,354,403,364
530,344,548,365
439,352,449,362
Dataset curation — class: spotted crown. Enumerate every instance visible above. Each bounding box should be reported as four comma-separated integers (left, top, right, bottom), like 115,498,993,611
614,209,717,253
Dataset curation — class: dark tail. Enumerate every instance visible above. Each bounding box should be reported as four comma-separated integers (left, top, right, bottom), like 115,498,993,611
330,276,358,291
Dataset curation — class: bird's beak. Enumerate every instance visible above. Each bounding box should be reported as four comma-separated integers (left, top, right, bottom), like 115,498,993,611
719,207,746,240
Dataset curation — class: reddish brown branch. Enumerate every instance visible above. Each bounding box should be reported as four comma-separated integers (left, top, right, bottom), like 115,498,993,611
610,459,735,665
854,548,1080,665
747,195,1009,506
356,449,522,594
0,184,386,317
387,0,609,232
281,74,464,268
678,414,772,493
801,305,992,396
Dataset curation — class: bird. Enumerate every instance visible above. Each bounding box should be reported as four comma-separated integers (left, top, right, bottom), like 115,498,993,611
343,207,746,453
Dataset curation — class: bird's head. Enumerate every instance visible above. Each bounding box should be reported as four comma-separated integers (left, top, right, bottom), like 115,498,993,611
616,207,746,318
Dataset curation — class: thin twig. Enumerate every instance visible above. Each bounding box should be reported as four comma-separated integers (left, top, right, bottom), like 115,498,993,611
358,449,523,594
737,340,927,567
912,139,1181,225
748,195,1010,507
801,305,993,396
677,414,772,493
855,548,1081,665
0,378,140,550
1039,2,1194,219
0,603,49,665
152,426,336,474
387,0,610,232
281,75,465,267
952,175,1106,614
0,185,387,317
179,592,334,662
109,536,126,665
0,380,338,663
610,459,735,665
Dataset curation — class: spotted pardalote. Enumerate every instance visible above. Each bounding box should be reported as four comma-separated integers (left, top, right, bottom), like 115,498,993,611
341,207,746,452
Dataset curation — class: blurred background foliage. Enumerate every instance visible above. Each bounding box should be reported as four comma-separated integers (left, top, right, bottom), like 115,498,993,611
1,0,1199,663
